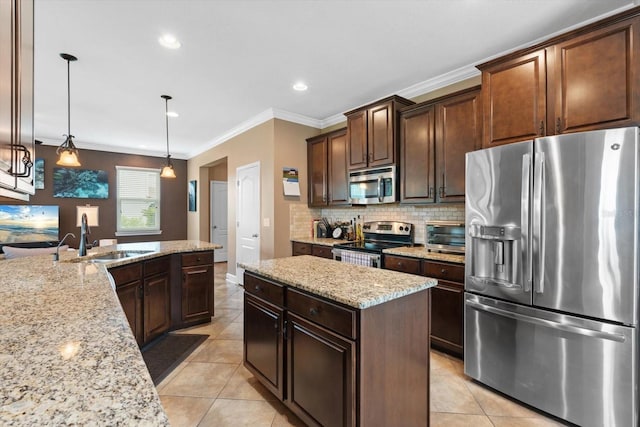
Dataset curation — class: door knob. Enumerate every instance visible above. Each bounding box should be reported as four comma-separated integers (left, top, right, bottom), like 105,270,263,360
252,233,259,238
213,225,217,229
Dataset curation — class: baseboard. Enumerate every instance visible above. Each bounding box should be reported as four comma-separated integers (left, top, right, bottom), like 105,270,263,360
226,273,237,285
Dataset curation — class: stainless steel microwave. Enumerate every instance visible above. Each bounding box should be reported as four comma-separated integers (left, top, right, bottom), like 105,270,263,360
348,166,396,204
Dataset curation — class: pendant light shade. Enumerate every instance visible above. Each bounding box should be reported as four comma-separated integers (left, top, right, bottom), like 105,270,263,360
56,53,81,167
160,94,176,178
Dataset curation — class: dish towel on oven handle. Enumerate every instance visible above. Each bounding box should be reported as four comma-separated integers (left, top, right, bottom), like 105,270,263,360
340,250,375,267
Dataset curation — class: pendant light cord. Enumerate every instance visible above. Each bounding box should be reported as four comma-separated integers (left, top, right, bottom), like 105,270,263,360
67,58,71,137
165,97,170,156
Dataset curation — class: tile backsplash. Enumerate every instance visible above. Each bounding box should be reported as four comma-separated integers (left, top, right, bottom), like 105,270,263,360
290,204,464,244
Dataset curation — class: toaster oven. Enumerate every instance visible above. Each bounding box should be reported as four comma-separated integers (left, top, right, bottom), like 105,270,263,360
425,220,465,254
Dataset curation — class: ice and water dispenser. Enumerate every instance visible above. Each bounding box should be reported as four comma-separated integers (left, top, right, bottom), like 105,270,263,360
466,223,522,290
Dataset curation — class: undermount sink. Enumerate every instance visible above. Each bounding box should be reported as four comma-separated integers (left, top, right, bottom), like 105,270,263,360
89,250,155,262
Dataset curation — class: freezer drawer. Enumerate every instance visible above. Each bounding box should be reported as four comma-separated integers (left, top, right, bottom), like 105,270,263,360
465,293,637,427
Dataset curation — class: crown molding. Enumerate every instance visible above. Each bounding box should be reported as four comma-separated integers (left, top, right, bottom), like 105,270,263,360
38,138,189,160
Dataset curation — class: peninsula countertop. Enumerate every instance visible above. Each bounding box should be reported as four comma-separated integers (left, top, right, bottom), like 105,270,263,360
240,255,437,309
0,240,219,426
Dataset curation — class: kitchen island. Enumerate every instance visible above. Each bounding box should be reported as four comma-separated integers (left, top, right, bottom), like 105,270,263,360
0,240,218,426
241,255,437,427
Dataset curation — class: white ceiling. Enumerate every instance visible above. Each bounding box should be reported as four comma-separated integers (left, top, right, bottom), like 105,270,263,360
34,0,636,160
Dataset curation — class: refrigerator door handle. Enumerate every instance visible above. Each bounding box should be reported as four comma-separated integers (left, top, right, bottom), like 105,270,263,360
521,153,531,292
466,299,626,343
533,152,546,293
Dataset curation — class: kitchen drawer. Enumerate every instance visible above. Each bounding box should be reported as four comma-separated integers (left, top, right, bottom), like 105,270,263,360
144,255,170,277
383,254,421,275
423,261,464,283
287,288,357,340
292,242,312,256
311,244,333,259
108,262,142,286
181,251,213,267
245,273,285,307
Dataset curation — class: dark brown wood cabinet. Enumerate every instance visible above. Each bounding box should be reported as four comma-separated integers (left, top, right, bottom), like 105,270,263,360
244,271,430,426
436,88,482,202
307,128,349,207
143,256,171,343
181,251,214,323
399,104,436,203
0,0,34,199
244,292,284,400
111,258,171,347
400,86,481,204
345,95,414,171
479,10,640,147
383,254,464,358
550,16,640,134
292,241,333,259
423,260,464,356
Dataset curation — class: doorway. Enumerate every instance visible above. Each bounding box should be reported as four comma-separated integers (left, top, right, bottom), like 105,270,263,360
210,180,228,262
235,161,260,285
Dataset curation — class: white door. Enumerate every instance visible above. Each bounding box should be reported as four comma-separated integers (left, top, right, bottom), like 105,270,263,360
210,180,228,262
236,161,260,285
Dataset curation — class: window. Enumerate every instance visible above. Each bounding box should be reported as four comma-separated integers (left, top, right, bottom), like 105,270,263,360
115,166,162,236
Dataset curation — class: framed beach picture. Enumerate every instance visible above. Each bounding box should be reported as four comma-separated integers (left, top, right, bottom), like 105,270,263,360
188,180,197,211
53,168,109,199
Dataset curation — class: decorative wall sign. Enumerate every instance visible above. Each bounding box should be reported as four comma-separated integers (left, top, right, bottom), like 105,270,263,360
282,167,300,196
53,168,109,199
188,180,197,211
34,158,44,190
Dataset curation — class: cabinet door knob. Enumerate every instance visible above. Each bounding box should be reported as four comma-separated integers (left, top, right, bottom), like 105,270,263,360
255,285,262,292
441,269,447,274
309,307,319,316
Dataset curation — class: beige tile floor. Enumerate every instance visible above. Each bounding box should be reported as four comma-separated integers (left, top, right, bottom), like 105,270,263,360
158,262,568,427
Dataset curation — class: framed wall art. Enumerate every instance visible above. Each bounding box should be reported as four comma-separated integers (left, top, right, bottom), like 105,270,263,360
53,168,109,199
188,180,197,212
34,158,44,190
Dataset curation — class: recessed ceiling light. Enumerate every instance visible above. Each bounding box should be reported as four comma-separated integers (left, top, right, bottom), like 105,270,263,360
293,82,308,91
158,34,181,49
166,111,179,118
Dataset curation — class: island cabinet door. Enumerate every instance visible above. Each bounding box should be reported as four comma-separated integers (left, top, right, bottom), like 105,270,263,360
143,272,171,344
244,293,284,400
286,312,356,427
116,279,143,346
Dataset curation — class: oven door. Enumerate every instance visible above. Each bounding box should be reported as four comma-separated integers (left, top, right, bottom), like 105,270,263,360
349,166,396,204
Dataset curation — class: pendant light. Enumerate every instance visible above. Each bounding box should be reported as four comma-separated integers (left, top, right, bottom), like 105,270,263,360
160,94,176,178
56,53,81,167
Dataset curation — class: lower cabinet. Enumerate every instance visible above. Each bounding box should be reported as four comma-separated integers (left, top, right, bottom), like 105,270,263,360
110,251,215,347
181,251,215,323
287,312,355,427
383,254,464,358
292,241,333,259
244,271,429,426
143,256,171,343
111,256,171,347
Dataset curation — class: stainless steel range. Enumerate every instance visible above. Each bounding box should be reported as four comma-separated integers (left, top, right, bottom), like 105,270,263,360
332,221,413,268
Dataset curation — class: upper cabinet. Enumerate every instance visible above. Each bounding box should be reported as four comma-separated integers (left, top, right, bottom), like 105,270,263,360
478,10,640,147
400,86,481,204
0,0,34,200
307,128,349,207
345,95,414,170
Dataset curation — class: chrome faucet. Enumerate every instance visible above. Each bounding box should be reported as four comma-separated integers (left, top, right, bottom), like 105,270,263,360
54,232,76,261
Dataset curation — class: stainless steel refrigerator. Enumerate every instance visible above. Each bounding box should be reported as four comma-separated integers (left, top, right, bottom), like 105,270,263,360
464,127,638,427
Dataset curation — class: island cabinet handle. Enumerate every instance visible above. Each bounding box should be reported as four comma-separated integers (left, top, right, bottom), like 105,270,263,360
255,285,262,292
309,307,319,316
197,257,201,262
441,268,447,274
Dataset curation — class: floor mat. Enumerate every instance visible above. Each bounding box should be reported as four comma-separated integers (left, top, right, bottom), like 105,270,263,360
141,333,208,385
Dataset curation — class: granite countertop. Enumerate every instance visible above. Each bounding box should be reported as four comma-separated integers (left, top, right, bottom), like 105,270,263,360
290,237,342,246
0,240,219,426
383,246,465,264
240,255,436,309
